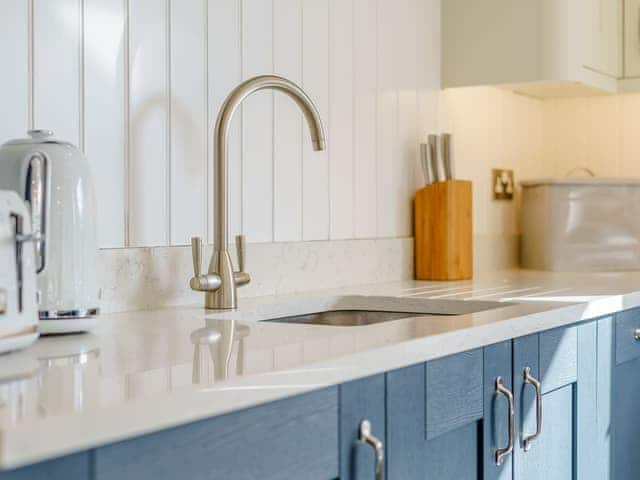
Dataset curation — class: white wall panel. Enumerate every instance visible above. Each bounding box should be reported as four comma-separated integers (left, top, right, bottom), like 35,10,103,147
242,0,273,243
170,0,207,245
302,0,330,241
84,0,126,248
208,0,242,244
273,0,303,242
4,0,441,249
128,0,169,246
33,0,81,145
0,0,29,141
395,0,419,237
353,0,378,239
376,0,399,238
328,0,354,240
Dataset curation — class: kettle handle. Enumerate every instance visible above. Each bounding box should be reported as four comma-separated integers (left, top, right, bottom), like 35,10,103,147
24,153,47,274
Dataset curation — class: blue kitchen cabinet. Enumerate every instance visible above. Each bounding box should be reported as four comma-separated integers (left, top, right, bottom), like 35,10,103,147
94,386,339,480
611,308,640,480
386,326,585,480
386,349,484,480
511,328,581,480
0,319,615,480
339,374,386,480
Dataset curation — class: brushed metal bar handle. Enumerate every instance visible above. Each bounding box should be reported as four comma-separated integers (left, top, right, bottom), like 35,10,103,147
359,420,384,480
25,153,47,274
495,376,515,466
634,328,640,341
522,367,543,451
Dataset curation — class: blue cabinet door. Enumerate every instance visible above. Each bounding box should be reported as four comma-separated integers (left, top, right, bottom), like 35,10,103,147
512,333,574,480
386,350,484,480
612,308,640,480
339,374,386,480
513,323,598,480
484,341,513,480
614,356,640,479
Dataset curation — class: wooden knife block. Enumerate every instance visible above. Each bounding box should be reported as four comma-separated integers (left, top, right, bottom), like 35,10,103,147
414,180,473,281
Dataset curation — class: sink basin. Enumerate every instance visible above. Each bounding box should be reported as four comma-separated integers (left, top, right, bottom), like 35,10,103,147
266,310,425,327
262,296,508,327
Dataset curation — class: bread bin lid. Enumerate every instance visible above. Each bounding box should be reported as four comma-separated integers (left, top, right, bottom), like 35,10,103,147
521,177,640,187
2,130,76,148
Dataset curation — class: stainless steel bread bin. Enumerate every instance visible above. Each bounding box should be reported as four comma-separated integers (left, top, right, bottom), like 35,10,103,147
520,178,640,272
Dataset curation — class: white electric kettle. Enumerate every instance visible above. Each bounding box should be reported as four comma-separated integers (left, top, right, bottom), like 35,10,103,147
0,130,99,333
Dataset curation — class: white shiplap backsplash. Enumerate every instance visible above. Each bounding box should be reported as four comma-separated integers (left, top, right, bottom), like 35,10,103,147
0,0,440,249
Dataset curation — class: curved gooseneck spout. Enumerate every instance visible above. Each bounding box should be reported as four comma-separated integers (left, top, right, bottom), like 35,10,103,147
189,75,326,310
214,75,326,251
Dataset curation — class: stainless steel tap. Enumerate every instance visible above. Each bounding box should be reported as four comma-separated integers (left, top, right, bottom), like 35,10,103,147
190,75,326,310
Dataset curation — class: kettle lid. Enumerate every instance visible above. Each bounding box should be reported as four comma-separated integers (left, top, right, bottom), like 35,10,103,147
2,130,76,148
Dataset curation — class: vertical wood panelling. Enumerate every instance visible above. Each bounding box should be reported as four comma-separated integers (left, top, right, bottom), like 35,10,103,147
376,0,400,238
128,0,169,246
208,0,242,244
33,0,81,145
302,0,330,241
353,0,378,239
395,0,419,236
7,0,440,249
169,0,207,245
328,0,354,240
84,0,126,248
242,0,273,243
273,0,303,242
418,0,441,138
0,0,29,141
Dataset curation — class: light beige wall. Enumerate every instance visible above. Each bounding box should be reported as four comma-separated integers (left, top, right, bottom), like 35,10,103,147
438,86,546,271
541,93,640,178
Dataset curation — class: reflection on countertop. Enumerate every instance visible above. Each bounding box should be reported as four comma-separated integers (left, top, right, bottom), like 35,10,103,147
3,269,640,469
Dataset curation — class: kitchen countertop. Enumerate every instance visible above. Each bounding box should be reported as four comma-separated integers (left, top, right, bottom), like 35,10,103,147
3,269,640,470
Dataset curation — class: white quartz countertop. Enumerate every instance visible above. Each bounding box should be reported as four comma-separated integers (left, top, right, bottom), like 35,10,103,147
3,269,640,470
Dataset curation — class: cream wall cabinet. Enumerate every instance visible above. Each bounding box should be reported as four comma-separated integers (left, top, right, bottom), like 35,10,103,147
443,0,623,98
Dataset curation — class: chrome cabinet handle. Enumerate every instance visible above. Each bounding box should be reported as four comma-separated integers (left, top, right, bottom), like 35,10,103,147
634,328,640,341
522,367,543,451
25,153,47,274
495,376,515,466
359,420,384,480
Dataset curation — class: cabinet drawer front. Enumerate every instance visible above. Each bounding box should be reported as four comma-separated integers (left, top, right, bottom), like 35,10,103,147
616,308,640,365
540,326,577,393
95,387,339,480
0,453,90,480
426,349,483,440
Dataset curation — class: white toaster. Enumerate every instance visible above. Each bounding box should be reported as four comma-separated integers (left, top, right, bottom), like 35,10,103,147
0,190,39,353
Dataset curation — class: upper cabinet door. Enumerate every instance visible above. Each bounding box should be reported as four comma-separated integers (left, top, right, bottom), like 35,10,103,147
443,0,623,97
624,0,640,77
583,0,623,78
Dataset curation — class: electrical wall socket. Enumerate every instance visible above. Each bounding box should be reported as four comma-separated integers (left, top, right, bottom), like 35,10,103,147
492,169,514,200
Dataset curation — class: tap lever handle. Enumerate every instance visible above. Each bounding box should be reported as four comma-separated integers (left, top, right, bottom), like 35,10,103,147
191,237,203,277
235,235,246,272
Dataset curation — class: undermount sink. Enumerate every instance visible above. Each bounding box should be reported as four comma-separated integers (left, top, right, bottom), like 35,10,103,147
263,296,508,327
266,310,424,327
